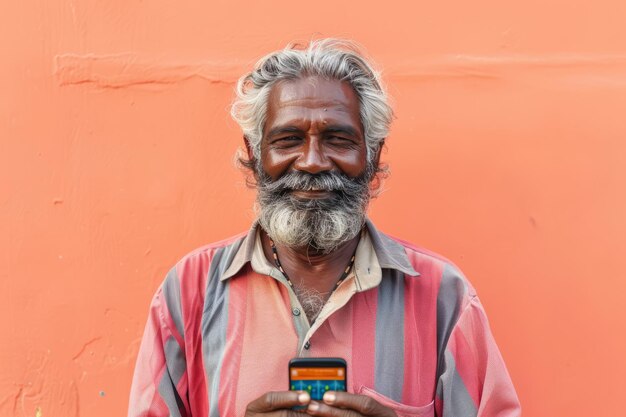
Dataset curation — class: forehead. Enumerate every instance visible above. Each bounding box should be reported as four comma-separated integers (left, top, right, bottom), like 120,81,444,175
264,76,362,129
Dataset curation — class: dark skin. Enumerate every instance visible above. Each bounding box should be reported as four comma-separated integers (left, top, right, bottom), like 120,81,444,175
256,76,368,297
244,77,394,417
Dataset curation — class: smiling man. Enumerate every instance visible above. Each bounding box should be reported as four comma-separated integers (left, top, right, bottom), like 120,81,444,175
128,39,521,417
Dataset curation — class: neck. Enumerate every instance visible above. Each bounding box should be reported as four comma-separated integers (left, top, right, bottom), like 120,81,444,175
261,229,360,293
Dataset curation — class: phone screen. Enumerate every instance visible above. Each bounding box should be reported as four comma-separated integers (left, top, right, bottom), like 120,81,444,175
289,365,346,400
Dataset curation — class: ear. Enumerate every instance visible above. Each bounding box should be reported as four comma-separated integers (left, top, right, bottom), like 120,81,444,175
373,139,385,168
243,135,254,160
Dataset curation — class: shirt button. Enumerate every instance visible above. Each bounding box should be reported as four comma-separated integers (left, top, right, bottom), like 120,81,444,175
292,308,301,316
304,341,311,350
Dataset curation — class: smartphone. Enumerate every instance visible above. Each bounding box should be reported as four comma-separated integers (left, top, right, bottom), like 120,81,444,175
289,358,347,401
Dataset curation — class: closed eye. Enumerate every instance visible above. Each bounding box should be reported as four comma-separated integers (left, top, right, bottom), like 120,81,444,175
327,135,357,147
328,135,352,142
272,136,302,147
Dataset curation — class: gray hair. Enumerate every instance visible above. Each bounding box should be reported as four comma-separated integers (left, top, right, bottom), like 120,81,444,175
231,38,393,170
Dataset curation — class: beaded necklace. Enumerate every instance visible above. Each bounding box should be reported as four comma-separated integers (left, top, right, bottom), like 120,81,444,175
268,237,356,293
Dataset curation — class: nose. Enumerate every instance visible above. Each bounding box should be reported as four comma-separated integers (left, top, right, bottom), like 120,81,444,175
293,138,333,174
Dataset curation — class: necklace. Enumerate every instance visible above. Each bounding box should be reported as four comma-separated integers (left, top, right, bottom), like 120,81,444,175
268,237,357,293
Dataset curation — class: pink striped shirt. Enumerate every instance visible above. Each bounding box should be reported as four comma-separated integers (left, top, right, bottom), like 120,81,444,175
128,220,520,417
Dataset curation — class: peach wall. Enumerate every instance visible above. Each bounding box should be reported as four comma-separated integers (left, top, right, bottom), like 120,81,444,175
2,1,626,416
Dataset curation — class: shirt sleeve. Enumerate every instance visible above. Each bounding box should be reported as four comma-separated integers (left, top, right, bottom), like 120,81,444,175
128,282,190,417
435,296,521,417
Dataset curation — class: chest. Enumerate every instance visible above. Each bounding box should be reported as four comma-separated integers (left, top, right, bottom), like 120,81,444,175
191,272,439,416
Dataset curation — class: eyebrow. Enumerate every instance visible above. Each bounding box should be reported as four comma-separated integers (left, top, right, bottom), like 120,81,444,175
265,124,360,139
323,125,359,137
265,126,303,138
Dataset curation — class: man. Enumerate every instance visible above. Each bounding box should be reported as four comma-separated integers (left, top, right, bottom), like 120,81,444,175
128,39,521,417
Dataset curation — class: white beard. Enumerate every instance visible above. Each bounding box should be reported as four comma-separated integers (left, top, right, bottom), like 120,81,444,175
256,197,365,254
255,170,371,254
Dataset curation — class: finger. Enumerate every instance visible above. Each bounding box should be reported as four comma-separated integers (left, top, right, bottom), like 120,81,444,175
246,390,311,413
305,400,360,417
322,392,395,416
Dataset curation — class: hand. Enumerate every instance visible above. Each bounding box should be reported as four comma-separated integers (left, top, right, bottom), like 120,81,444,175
245,390,311,416
304,391,397,417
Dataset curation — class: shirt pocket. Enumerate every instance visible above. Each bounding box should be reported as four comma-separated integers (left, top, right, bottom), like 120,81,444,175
357,386,435,417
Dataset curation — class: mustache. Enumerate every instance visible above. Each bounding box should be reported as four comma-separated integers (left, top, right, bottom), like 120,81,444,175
258,171,367,196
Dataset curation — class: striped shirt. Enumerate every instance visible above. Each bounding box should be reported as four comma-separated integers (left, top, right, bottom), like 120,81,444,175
128,220,520,417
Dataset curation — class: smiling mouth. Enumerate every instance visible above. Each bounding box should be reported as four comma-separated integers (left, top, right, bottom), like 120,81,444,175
290,189,333,199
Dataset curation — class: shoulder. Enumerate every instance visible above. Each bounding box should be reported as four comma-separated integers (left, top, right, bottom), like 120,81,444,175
178,232,247,266
176,230,248,270
382,231,477,306
165,231,248,292
155,231,248,330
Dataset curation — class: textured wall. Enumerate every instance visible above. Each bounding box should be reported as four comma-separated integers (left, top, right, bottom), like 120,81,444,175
2,1,626,416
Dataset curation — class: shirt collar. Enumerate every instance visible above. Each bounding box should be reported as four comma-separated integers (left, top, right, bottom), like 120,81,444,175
221,219,419,281
364,219,419,277
221,223,258,281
